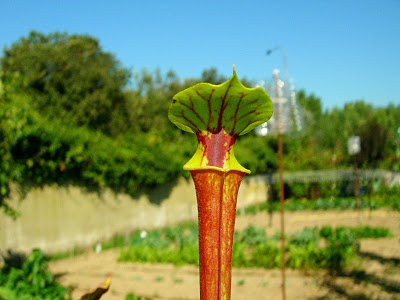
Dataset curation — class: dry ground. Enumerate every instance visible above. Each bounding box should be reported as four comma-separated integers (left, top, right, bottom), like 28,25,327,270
50,209,400,300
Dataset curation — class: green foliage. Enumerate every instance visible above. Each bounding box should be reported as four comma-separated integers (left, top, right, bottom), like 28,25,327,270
0,77,190,206
124,293,149,300
0,249,71,300
321,227,357,273
1,31,131,135
235,135,278,173
236,225,268,246
247,242,281,269
1,30,399,215
118,223,199,266
0,74,38,216
10,115,186,195
321,225,392,239
357,117,389,167
241,193,399,215
118,222,391,272
372,185,400,211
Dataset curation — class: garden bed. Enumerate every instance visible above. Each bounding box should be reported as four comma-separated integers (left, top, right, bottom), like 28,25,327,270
49,209,400,299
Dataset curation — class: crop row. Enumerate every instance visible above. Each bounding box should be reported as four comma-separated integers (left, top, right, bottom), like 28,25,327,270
118,223,392,273
241,192,400,216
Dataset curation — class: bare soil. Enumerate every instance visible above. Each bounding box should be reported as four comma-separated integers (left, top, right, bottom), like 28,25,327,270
50,209,400,300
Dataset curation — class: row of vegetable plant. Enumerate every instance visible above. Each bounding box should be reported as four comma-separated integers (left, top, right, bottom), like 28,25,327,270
0,223,392,299
241,193,399,216
117,223,392,273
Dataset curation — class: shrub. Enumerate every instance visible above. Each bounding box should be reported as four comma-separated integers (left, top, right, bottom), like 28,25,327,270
322,227,358,274
0,249,71,300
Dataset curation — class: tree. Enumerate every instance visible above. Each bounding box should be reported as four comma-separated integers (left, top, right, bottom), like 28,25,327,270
357,117,388,167
126,68,184,134
200,67,227,84
297,89,323,130
1,31,131,135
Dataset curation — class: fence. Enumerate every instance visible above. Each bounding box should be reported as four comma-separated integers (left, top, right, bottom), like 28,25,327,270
263,169,399,185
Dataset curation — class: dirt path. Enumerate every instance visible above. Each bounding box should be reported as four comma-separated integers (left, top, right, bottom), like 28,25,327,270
51,250,331,300
50,209,400,299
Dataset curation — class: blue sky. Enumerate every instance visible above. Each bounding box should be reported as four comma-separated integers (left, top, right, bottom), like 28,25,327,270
1,0,399,110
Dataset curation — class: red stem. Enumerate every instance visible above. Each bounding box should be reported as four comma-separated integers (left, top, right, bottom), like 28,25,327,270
191,169,245,300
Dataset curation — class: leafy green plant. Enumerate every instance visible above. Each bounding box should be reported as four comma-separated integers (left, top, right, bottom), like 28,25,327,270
322,227,357,274
290,227,319,246
237,225,267,246
373,185,400,211
337,225,391,239
119,224,199,266
0,249,71,300
118,222,392,274
124,293,149,300
0,249,112,300
241,195,390,216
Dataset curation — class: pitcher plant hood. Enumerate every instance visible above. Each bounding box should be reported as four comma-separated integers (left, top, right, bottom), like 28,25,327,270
168,66,273,173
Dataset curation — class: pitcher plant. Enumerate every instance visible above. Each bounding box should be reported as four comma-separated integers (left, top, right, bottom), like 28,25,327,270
168,67,273,299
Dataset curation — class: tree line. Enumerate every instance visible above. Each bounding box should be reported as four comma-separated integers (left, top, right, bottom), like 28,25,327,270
0,31,399,216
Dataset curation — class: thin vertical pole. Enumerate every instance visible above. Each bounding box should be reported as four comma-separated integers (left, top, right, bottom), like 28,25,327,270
273,70,286,300
277,123,286,300
267,169,274,227
353,157,361,209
